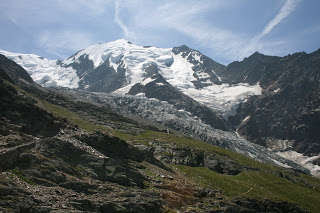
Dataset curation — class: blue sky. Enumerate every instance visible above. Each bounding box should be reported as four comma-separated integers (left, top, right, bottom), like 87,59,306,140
0,0,319,64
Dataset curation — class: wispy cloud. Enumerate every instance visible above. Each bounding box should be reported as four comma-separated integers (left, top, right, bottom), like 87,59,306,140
114,0,136,41
112,0,301,63
240,0,302,59
38,31,95,58
258,0,301,40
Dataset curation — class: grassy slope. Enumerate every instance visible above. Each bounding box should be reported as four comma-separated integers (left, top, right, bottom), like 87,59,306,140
39,100,108,133
177,166,320,212
112,130,320,212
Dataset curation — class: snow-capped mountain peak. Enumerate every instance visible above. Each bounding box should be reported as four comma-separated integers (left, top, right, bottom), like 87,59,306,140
64,39,140,69
0,40,261,116
63,39,175,90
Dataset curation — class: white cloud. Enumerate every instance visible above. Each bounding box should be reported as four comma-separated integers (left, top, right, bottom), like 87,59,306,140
38,31,95,57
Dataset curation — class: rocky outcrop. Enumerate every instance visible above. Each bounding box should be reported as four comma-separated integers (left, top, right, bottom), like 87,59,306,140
0,128,166,212
146,141,250,175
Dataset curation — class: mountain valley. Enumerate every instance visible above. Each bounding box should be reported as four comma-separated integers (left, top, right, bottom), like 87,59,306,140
1,40,320,212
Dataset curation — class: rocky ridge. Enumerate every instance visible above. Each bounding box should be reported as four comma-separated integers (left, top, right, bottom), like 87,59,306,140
227,50,320,173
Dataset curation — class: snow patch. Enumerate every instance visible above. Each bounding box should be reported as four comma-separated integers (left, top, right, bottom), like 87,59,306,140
155,82,165,86
135,93,146,97
112,83,135,95
273,88,280,93
211,69,221,81
266,138,294,152
140,77,154,86
242,116,250,123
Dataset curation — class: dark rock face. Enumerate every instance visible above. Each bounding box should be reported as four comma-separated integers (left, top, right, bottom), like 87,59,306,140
222,52,282,86
65,54,127,92
227,50,320,155
0,89,164,211
143,62,163,78
76,133,168,170
204,154,248,175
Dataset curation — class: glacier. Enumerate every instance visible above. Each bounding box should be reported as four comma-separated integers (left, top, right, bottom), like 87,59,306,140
55,88,308,173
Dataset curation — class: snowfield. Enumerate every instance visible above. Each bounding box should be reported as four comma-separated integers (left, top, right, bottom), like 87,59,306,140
0,49,79,88
182,83,261,117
